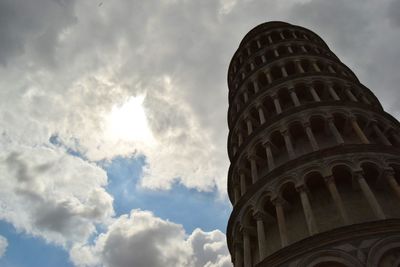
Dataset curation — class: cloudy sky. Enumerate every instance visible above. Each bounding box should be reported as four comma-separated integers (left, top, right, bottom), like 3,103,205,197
0,0,400,266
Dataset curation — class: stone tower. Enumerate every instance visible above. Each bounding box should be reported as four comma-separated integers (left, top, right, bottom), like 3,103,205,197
226,21,400,267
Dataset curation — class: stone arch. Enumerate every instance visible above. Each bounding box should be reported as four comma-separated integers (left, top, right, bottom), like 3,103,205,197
367,235,400,267
298,249,363,267
279,180,309,244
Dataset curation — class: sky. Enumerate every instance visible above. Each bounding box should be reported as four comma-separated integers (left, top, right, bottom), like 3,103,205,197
0,0,400,266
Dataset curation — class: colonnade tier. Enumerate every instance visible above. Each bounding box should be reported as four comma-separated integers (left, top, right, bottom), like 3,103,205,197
227,76,382,152
227,70,382,130
227,104,400,203
227,147,400,265
228,47,361,105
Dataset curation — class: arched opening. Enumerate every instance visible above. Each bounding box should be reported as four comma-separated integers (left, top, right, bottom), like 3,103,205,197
360,161,395,217
270,65,283,81
280,182,309,243
259,195,280,255
259,35,268,46
242,208,259,265
254,142,268,175
250,41,258,53
270,31,281,42
265,49,275,62
387,129,400,148
313,81,332,101
310,115,332,149
282,30,292,39
285,61,296,76
291,45,300,54
254,56,263,66
295,83,314,104
262,95,276,120
305,171,341,231
332,113,352,144
332,164,374,222
300,60,311,72
270,130,288,166
249,107,260,129
258,72,269,87
289,121,312,156
277,88,294,111
277,46,289,57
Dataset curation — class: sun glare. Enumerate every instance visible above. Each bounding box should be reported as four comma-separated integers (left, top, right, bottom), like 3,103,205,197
105,95,154,144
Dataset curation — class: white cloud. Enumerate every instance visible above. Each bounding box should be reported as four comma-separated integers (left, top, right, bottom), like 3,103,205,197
0,144,114,246
0,235,8,258
70,209,231,267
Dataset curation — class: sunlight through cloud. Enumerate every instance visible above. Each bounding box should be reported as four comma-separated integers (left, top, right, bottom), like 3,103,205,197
105,95,155,145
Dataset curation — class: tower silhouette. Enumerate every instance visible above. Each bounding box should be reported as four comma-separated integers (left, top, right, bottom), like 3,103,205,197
226,21,400,266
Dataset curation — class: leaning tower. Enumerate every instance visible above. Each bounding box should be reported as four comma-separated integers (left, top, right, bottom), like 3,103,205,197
226,21,400,267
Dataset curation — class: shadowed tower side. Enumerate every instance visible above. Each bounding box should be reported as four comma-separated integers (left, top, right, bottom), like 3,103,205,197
226,21,400,267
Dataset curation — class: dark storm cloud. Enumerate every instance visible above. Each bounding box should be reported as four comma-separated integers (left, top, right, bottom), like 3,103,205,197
388,0,400,27
0,0,77,66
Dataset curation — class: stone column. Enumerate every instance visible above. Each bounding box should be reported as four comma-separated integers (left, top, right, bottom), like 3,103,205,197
265,71,272,84
291,31,298,38
264,141,275,170
289,88,301,107
297,185,318,235
279,31,285,40
253,80,259,93
273,197,288,247
256,39,261,48
328,65,336,73
345,87,358,102
250,62,255,71
282,130,296,159
287,45,293,54
256,103,266,124
233,146,237,156
295,60,305,73
238,132,243,146
245,116,253,135
234,182,241,205
309,86,321,102
372,121,391,145
354,172,386,219
246,47,251,56
328,117,345,144
248,155,258,183
304,121,319,151
235,244,243,267
254,211,268,260
267,35,273,44
324,175,350,224
350,117,369,144
243,92,249,103
312,61,321,72
361,94,371,104
242,228,252,267
300,45,307,52
261,55,267,63
327,84,340,100
240,172,247,196
272,95,282,114
385,170,400,201
389,129,400,144
274,49,279,57
281,65,288,77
